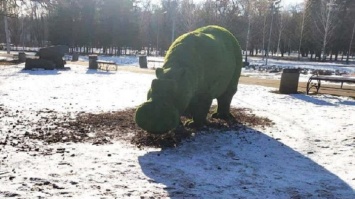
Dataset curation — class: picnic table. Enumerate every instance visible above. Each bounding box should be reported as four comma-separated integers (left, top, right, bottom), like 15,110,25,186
97,60,117,71
306,75,355,94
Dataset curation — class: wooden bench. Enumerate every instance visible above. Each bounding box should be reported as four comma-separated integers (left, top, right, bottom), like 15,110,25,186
307,75,355,94
97,60,117,71
147,59,164,68
147,59,164,63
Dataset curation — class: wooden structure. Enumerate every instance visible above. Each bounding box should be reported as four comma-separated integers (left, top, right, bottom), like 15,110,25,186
97,60,117,71
307,75,355,94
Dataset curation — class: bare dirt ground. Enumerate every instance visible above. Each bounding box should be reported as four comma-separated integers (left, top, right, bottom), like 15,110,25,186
0,105,273,151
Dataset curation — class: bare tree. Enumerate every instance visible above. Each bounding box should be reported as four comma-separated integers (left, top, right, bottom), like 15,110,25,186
179,0,197,32
266,0,281,65
312,0,338,61
1,0,15,53
276,11,285,55
298,0,311,60
1,0,55,53
245,0,251,62
138,0,153,53
251,0,270,56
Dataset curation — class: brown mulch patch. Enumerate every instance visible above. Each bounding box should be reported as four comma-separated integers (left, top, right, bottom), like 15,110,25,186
1,105,273,150
38,107,272,148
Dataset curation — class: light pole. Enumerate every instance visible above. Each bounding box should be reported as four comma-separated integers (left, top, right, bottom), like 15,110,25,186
262,14,267,58
156,16,160,56
171,0,178,44
276,11,283,56
156,11,167,56
2,0,11,54
298,1,308,60
346,20,355,64
21,14,25,51
265,0,281,66
245,0,251,64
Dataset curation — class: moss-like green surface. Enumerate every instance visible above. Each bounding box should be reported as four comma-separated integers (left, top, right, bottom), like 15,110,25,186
135,25,243,134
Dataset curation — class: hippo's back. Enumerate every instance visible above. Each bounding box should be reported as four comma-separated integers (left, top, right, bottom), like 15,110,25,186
174,26,242,97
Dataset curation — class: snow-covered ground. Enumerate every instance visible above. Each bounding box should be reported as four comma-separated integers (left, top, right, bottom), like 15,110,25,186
77,55,355,74
83,55,355,84
248,57,355,73
0,62,354,198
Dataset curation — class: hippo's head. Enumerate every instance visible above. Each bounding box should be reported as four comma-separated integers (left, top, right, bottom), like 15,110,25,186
135,79,180,134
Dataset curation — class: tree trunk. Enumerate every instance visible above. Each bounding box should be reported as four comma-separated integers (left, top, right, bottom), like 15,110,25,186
334,52,338,61
4,13,11,54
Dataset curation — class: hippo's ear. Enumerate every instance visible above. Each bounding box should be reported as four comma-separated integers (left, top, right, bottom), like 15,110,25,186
147,88,152,100
157,67,186,80
156,68,164,78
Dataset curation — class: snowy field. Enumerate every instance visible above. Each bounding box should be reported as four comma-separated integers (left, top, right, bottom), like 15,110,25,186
76,55,355,73
74,54,355,83
0,62,354,198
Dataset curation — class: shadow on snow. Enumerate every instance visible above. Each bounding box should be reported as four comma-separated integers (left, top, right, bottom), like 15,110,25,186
138,128,354,198
19,69,60,75
85,69,116,75
291,94,355,106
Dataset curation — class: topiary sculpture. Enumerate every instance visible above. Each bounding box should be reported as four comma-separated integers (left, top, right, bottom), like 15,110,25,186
135,25,243,134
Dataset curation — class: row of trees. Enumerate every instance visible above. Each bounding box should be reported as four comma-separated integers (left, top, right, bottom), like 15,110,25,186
1,0,355,62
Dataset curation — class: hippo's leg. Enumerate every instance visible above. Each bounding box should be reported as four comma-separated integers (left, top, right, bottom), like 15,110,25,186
185,94,212,128
212,88,237,119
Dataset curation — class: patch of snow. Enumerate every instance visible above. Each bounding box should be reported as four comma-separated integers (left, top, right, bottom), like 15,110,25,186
79,55,139,66
0,63,354,198
248,57,355,74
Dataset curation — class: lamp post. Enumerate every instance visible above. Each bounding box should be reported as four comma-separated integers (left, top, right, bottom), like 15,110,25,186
2,0,11,54
276,10,283,56
298,2,307,60
171,0,178,44
265,0,281,66
262,14,267,58
346,20,355,64
21,14,25,51
156,11,167,56
245,0,251,64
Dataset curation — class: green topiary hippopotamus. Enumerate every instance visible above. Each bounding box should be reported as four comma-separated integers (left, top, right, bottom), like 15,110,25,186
135,25,243,134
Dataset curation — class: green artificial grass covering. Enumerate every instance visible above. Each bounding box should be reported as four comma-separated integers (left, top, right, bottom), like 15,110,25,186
135,25,243,134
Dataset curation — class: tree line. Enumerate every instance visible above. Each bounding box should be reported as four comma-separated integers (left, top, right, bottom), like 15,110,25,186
1,0,355,62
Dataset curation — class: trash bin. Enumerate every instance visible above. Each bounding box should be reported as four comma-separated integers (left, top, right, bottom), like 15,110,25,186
279,69,300,94
18,52,26,62
139,55,147,68
72,52,79,61
88,55,98,69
